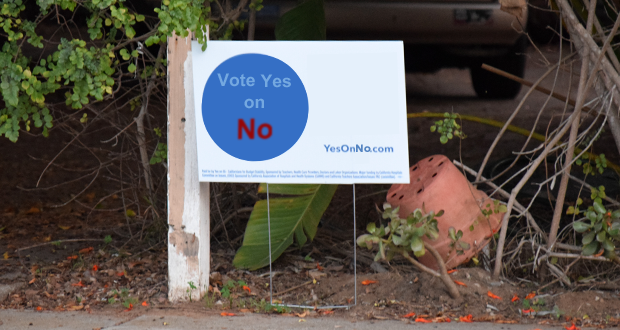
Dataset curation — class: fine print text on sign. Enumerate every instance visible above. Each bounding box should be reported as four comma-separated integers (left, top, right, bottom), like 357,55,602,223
192,41,410,184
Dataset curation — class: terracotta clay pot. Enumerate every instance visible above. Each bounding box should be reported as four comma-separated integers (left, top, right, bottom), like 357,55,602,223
386,155,503,270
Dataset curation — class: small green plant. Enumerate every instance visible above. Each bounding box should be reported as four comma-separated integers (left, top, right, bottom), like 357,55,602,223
447,227,470,256
104,235,113,244
187,281,197,302
576,153,607,175
249,298,268,312
430,112,465,144
149,143,168,165
357,203,440,260
551,305,564,319
481,200,508,218
108,288,138,307
203,290,216,308
221,280,247,308
570,186,620,257
357,203,460,299
266,303,291,314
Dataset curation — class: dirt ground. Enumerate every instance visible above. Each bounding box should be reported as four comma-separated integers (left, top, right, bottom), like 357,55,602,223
1,42,620,328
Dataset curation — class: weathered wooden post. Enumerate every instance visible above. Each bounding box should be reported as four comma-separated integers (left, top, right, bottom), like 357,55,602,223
167,34,210,302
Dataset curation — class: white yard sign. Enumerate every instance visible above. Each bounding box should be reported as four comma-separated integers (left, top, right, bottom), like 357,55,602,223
192,41,410,184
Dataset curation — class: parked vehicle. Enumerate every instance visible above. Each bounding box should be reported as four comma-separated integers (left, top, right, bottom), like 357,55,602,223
255,0,528,99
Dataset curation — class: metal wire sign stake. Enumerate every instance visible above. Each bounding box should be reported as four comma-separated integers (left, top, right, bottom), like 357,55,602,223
266,183,358,310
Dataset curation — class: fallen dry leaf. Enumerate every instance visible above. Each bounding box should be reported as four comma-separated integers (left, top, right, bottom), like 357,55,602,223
454,280,467,287
67,305,84,311
308,270,326,279
124,303,133,312
415,318,432,323
459,314,473,323
522,308,534,314
25,207,41,215
316,262,324,271
361,280,377,285
92,265,98,272
242,285,251,293
447,269,457,274
402,312,416,318
296,311,309,318
67,255,78,260
71,281,85,287
127,261,145,269
487,291,501,300
58,225,71,230
79,247,94,254
3,251,9,260
142,301,148,307
220,312,235,316
36,306,42,311
525,292,536,300
29,278,36,284
321,310,334,315
117,271,125,277
298,319,306,322
565,324,580,330
432,316,451,323
511,294,519,302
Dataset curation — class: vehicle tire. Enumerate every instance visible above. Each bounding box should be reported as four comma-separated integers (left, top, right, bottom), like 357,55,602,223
470,36,527,99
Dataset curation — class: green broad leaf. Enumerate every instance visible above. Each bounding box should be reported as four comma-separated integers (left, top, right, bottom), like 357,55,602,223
601,239,615,252
582,241,599,256
593,201,606,214
612,210,620,220
392,234,404,246
586,210,597,222
440,135,448,144
275,0,325,41
411,237,424,255
366,222,376,234
572,221,590,233
458,241,471,250
448,227,456,241
582,231,596,245
597,231,606,242
128,63,136,73
356,234,371,248
233,184,337,270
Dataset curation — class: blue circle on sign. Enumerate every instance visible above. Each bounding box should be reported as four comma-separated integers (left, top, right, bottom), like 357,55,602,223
202,54,308,162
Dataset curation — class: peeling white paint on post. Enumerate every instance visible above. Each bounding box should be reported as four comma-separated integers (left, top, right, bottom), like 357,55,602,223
167,34,210,302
